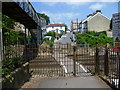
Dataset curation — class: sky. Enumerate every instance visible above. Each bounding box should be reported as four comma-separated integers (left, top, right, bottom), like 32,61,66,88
29,0,119,29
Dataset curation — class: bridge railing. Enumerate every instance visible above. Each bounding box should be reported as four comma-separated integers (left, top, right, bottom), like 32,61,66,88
40,17,46,28
12,0,40,26
11,0,47,28
96,47,120,89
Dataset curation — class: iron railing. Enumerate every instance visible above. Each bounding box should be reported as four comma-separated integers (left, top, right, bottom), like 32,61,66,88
12,0,46,27
29,43,95,77
29,43,120,89
97,47,120,89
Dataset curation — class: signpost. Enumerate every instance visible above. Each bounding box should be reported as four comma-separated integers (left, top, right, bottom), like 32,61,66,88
112,13,120,52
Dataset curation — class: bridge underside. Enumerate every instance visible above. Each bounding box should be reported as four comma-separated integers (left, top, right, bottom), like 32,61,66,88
2,2,37,29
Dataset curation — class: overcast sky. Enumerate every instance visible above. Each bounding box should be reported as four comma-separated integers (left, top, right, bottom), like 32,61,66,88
30,0,119,29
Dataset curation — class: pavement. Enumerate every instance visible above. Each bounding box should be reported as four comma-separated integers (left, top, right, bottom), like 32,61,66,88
53,44,87,75
20,32,112,89
54,32,72,44
34,32,110,88
38,76,111,88
53,32,88,75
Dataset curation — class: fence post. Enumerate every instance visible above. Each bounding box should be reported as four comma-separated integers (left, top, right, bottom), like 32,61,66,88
0,23,3,61
95,46,99,75
24,27,27,62
0,10,3,90
104,46,109,76
118,52,120,89
73,46,76,76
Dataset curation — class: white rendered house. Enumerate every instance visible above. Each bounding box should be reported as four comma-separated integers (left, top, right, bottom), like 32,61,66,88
46,23,66,34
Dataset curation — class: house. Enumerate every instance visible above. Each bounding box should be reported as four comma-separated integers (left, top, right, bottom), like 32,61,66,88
66,29,71,33
71,20,82,32
79,10,111,33
46,23,66,34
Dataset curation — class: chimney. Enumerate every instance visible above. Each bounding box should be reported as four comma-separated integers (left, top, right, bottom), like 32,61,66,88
92,12,96,15
96,10,102,13
87,14,93,18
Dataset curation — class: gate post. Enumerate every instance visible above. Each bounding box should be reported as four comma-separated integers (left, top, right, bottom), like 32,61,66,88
0,9,3,90
104,45,110,76
73,46,76,76
95,46,99,75
118,52,120,89
0,31,2,89
0,18,3,62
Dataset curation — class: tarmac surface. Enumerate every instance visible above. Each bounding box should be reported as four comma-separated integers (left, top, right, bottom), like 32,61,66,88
20,75,111,88
20,32,112,89
38,75,111,88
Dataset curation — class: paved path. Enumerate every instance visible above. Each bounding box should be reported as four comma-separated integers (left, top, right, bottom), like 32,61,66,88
53,50,74,74
53,32,88,75
53,47,87,75
38,76,111,88
21,32,111,89
54,32,72,44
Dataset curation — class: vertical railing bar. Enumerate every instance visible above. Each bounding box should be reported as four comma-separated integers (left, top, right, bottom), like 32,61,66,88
73,46,76,77
95,46,99,75
104,45,109,76
115,50,117,87
110,50,112,85
59,43,60,76
24,27,27,63
111,50,114,86
118,52,120,89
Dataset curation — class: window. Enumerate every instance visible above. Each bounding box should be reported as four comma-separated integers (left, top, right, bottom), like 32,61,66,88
60,26,62,29
52,26,54,28
52,30,55,32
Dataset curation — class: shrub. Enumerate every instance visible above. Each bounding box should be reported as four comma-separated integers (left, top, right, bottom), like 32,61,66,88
75,31,113,47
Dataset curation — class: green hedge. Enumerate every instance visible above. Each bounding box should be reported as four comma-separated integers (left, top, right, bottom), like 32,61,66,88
75,31,113,47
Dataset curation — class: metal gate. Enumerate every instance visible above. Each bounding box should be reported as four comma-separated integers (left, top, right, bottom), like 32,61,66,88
29,43,96,77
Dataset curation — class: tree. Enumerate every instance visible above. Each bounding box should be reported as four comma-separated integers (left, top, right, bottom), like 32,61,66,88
45,31,56,38
2,14,15,29
86,31,96,35
44,31,56,47
65,25,68,33
37,13,50,25
2,14,25,77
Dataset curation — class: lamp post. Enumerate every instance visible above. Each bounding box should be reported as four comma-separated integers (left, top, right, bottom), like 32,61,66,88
77,18,78,32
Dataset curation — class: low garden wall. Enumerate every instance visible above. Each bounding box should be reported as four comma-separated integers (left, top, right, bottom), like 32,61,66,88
2,62,30,89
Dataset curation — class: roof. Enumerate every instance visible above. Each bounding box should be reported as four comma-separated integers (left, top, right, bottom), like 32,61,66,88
82,12,110,23
82,15,93,23
48,24,65,27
